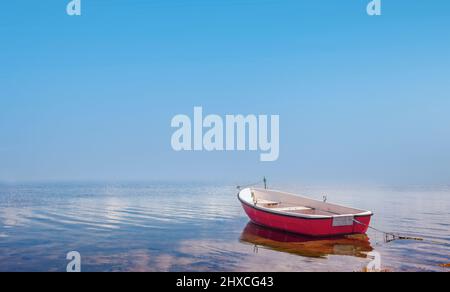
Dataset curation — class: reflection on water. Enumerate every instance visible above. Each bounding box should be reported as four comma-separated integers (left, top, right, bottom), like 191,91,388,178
0,183,449,272
240,223,373,259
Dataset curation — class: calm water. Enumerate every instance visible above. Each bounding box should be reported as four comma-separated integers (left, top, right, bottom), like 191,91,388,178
0,183,449,272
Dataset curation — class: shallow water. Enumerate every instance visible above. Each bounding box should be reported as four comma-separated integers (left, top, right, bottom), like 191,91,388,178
0,182,448,272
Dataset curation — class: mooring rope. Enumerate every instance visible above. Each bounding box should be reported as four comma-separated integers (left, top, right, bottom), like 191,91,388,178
353,219,450,247
237,177,267,190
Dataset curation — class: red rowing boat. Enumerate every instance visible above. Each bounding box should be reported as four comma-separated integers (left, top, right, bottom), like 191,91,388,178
238,188,373,237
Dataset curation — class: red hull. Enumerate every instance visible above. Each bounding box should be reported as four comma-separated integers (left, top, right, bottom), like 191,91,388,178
241,202,371,237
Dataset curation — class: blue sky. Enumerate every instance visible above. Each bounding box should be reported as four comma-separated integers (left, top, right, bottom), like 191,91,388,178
1,0,450,184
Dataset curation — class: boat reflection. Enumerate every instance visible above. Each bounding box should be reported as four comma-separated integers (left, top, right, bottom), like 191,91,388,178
239,222,373,259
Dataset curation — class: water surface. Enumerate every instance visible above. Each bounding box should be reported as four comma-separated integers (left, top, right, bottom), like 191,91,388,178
0,183,448,272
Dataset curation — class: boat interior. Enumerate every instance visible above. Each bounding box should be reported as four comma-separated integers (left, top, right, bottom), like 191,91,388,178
241,188,370,217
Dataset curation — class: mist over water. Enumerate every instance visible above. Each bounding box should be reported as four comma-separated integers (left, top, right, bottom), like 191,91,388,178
0,183,448,272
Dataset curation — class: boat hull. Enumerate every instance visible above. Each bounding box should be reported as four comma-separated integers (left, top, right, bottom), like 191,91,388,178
240,201,372,237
